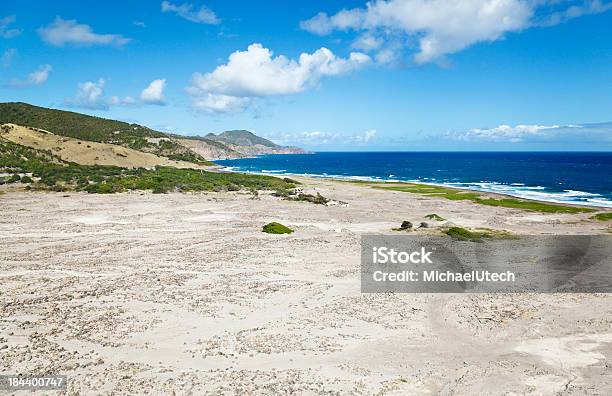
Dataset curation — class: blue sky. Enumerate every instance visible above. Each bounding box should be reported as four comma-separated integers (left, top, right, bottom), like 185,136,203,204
1,0,611,151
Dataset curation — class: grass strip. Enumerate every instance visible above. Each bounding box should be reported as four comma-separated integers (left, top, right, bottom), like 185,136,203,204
591,212,612,221
365,182,594,214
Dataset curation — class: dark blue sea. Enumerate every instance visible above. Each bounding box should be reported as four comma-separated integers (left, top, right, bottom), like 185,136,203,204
216,152,612,208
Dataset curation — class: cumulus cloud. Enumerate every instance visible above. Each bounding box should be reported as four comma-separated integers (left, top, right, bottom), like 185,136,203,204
187,43,370,113
449,124,582,142
443,122,612,149
299,10,363,36
2,48,17,67
191,94,251,114
27,65,52,85
288,130,339,145
161,1,220,24
300,0,612,64
0,15,21,38
266,129,377,146
7,64,52,88
67,78,169,109
352,34,384,51
537,0,612,26
110,96,136,106
69,79,109,109
355,129,377,143
38,17,130,47
140,78,167,105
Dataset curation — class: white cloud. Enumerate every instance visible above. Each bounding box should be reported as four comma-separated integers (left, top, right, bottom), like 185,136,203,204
68,79,170,109
2,48,16,67
38,17,131,47
450,124,581,142
299,13,334,35
293,130,339,145
161,1,220,24
266,129,377,146
375,47,399,64
300,0,612,64
191,93,251,114
140,78,167,105
0,15,21,38
352,34,384,51
537,0,612,26
187,43,370,113
443,122,612,148
71,79,108,109
299,10,363,35
356,129,377,143
133,21,147,28
110,96,136,106
7,64,52,88
28,64,52,85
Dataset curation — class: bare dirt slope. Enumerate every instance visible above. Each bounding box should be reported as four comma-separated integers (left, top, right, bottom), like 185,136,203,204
177,137,308,160
1,179,611,394
175,137,244,160
1,123,204,169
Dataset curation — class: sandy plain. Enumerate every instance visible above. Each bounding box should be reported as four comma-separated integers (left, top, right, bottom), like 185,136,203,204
1,177,612,395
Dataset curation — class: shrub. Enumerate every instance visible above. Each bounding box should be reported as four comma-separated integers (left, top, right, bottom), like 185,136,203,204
8,173,21,183
272,188,292,198
591,212,612,221
262,222,294,234
86,183,114,194
42,177,57,186
20,175,33,183
49,184,67,192
392,221,413,231
444,226,514,242
288,192,329,205
152,185,170,194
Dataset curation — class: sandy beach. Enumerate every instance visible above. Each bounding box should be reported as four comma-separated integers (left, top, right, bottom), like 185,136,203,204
1,177,612,395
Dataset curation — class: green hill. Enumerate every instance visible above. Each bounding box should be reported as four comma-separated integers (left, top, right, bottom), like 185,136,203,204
0,102,164,142
0,102,306,162
205,130,278,147
0,102,210,165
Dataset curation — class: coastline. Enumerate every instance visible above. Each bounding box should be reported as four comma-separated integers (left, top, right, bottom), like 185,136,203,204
215,166,612,211
214,151,612,209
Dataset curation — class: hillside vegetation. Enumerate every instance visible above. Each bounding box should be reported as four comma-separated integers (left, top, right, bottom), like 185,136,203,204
0,102,162,142
0,102,211,165
0,102,307,161
1,124,206,169
0,137,297,194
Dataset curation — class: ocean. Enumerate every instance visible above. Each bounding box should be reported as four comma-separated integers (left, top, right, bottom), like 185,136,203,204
216,152,612,208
